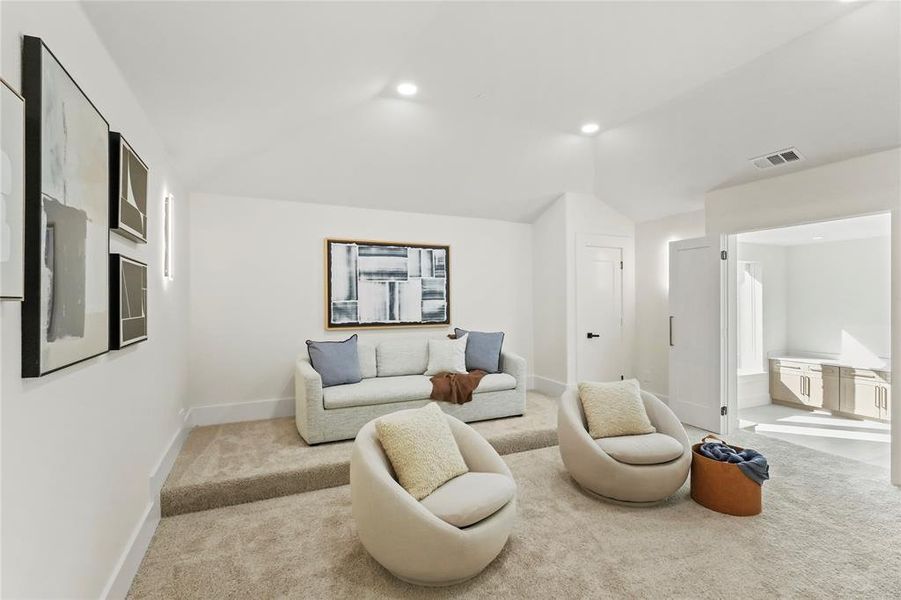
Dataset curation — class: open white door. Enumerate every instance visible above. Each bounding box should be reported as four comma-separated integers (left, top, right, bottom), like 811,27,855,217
669,236,729,433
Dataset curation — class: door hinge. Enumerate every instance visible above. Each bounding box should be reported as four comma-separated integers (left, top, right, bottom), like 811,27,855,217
720,250,728,260
720,406,728,416
620,260,624,270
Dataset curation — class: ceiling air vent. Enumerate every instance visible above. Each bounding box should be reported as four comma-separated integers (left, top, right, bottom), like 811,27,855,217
750,147,804,170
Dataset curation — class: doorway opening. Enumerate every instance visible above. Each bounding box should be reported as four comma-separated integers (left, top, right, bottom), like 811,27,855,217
734,213,892,468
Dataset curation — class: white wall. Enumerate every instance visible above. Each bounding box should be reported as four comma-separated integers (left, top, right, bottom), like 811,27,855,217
187,192,532,409
0,2,190,598
786,237,891,364
531,196,568,388
634,209,706,397
706,148,900,236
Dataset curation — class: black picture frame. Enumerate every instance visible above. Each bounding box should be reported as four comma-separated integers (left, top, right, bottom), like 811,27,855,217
325,239,451,329
109,132,149,243
110,253,148,349
22,36,110,377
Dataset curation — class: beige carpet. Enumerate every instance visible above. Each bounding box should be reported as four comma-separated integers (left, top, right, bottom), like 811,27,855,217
133,429,901,599
162,392,558,515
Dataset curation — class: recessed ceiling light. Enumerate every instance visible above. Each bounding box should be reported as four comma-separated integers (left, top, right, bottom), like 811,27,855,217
580,122,600,135
396,82,418,97
812,236,824,241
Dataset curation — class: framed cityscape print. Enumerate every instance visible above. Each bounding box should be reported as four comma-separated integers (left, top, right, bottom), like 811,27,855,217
21,36,110,377
326,239,450,328
1,77,25,299
110,254,147,349
110,132,148,242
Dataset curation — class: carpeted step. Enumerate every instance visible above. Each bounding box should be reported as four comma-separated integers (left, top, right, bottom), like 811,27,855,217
161,392,558,516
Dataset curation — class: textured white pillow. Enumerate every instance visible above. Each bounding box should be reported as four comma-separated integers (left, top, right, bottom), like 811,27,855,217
578,379,656,439
424,334,468,376
375,403,469,500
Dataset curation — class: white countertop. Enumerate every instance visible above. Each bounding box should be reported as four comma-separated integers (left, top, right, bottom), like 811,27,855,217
768,353,891,372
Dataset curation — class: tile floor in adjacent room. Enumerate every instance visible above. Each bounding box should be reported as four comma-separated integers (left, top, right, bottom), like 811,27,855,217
739,403,890,469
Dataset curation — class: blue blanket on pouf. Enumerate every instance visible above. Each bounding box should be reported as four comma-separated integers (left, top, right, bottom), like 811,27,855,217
699,442,770,485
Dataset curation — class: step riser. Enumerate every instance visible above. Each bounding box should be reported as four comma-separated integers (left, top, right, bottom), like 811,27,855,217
162,429,558,516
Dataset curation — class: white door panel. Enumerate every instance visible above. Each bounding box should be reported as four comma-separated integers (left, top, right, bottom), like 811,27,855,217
669,236,726,433
578,245,623,382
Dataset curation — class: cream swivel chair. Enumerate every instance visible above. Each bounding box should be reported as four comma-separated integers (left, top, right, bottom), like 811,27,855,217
558,387,691,504
350,411,516,586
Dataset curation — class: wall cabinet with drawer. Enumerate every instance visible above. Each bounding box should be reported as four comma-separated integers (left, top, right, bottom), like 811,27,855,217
838,368,891,421
769,359,890,421
769,360,839,410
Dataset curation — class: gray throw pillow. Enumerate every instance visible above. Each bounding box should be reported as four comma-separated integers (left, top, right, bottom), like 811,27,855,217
454,328,505,373
306,334,363,387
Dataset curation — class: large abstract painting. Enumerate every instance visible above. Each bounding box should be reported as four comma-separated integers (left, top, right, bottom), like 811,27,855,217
326,239,450,328
110,254,147,348
1,78,25,299
22,36,110,376
110,132,148,242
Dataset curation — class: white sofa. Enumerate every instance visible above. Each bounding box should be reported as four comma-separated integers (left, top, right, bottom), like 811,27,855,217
295,337,527,444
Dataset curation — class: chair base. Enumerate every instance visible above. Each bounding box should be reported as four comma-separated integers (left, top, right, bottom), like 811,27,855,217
391,571,483,587
576,480,673,507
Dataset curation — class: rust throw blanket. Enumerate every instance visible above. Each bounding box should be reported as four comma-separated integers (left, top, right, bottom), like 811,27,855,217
429,370,487,405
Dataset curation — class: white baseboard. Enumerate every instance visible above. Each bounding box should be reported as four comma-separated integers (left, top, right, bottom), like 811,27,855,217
187,396,294,427
531,375,568,397
102,411,191,600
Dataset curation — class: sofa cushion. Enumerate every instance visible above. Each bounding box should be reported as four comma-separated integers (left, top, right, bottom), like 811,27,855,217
420,472,515,528
323,375,432,409
476,373,517,393
578,379,656,439
424,335,468,376
376,403,469,500
377,339,429,377
455,328,505,373
306,335,363,388
358,342,377,379
595,433,684,465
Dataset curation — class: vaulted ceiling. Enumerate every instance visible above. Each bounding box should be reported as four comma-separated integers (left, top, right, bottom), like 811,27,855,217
83,0,900,222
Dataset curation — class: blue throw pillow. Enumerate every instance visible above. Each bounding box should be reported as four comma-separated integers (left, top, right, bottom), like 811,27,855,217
454,328,505,373
306,334,363,387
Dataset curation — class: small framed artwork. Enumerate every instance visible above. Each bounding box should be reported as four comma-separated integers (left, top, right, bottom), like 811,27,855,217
326,239,450,329
110,132,148,242
110,254,147,349
1,77,25,300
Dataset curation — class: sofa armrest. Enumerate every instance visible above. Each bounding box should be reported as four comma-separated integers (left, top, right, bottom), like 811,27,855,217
295,357,324,443
500,350,527,388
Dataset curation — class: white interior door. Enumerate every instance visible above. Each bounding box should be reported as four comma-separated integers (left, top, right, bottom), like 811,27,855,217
577,244,624,382
669,236,727,433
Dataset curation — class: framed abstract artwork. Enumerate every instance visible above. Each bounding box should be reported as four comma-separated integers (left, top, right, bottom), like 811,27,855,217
22,36,110,376
326,239,450,329
1,78,25,299
110,254,147,349
109,132,148,242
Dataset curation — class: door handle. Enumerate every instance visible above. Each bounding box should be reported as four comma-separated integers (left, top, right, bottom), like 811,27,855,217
586,332,600,339
669,316,674,347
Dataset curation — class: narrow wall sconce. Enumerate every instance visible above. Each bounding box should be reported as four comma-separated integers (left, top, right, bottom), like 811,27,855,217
164,193,173,280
